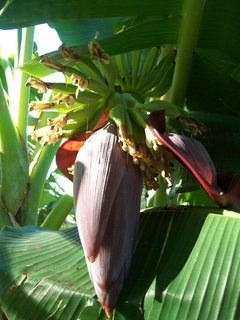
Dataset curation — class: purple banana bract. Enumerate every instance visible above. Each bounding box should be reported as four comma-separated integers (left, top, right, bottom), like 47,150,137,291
73,123,142,316
149,110,240,210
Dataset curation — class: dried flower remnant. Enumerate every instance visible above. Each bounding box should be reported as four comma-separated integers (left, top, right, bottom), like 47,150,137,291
53,93,76,108
59,43,79,61
26,78,51,93
70,73,89,94
178,116,208,136
68,164,74,176
47,113,68,130
32,126,63,146
39,56,65,73
29,101,55,111
32,114,68,146
116,124,159,189
88,32,109,64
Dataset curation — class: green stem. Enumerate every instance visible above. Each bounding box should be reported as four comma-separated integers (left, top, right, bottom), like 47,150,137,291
21,141,61,226
0,80,29,216
154,175,168,207
159,44,174,61
170,0,206,106
15,29,22,68
15,27,34,141
41,195,73,230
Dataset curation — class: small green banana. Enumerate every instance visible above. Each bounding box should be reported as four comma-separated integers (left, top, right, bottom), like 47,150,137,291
109,104,128,128
127,107,147,129
113,54,131,89
74,55,105,84
138,50,176,94
143,62,175,98
87,78,110,94
75,91,103,105
97,56,118,90
64,105,106,137
128,50,142,88
125,109,133,136
40,57,108,94
49,83,77,95
109,105,134,146
49,91,102,111
135,47,159,90
130,119,146,145
64,103,100,131
59,44,105,84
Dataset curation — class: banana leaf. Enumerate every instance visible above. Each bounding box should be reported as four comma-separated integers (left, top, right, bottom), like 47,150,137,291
0,0,183,29
0,206,239,319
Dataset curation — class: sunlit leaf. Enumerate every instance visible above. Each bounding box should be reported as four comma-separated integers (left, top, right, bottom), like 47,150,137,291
0,0,182,29
0,207,239,319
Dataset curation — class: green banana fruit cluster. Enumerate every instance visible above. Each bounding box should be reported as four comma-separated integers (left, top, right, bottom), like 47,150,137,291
26,41,177,146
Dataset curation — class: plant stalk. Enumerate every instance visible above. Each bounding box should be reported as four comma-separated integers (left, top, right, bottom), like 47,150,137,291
21,141,61,226
0,79,29,216
15,27,34,141
41,194,73,230
170,0,206,107
15,29,22,68
154,175,168,207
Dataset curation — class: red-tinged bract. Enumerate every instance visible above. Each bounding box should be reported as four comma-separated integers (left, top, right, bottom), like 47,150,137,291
149,110,240,210
73,123,142,315
56,110,109,181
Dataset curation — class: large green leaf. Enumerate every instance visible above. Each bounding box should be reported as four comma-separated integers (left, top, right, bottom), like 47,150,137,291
0,226,95,320
48,18,119,47
0,0,183,29
187,50,240,116
19,16,180,78
144,212,240,320
0,207,239,319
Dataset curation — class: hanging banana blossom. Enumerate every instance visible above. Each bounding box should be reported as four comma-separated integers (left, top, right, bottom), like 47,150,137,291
147,110,240,210
24,37,240,317
73,123,142,316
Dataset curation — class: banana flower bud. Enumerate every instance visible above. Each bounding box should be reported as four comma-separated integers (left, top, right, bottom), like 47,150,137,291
73,123,142,316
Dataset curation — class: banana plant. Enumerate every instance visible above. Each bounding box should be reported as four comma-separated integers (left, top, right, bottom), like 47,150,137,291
0,0,240,319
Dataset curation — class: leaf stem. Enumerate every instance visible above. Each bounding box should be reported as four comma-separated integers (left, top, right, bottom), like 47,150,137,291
170,0,206,106
20,141,61,226
0,79,29,215
154,175,168,207
15,29,22,68
15,27,35,141
41,194,73,230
